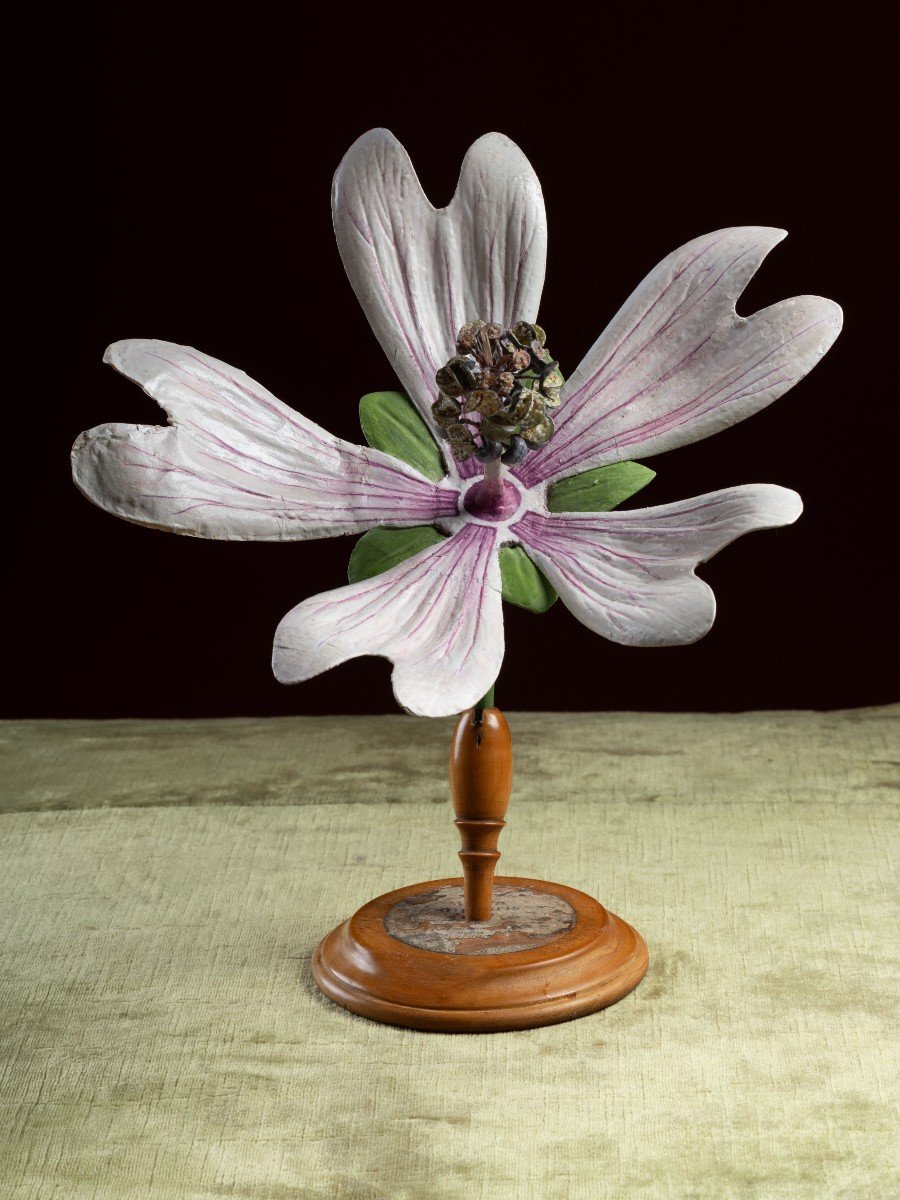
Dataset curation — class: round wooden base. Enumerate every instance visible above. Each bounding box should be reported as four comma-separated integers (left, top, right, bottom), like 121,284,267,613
312,876,648,1033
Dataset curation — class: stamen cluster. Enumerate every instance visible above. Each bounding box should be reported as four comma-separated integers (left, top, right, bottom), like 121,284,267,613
432,320,563,464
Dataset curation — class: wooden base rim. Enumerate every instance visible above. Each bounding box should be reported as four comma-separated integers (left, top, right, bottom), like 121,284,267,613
311,876,649,1033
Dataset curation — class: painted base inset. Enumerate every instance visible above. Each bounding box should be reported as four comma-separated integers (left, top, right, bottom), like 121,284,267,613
312,876,649,1033
385,883,576,954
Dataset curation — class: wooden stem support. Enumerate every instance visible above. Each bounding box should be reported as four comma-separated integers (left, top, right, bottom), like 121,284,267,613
310,704,649,1032
450,707,512,921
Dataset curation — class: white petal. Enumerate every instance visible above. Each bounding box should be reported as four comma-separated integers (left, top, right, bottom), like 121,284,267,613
273,524,502,717
513,485,802,645
72,340,459,541
332,128,547,475
517,228,842,488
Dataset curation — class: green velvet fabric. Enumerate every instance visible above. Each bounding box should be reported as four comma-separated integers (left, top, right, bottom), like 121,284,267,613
1,708,897,1198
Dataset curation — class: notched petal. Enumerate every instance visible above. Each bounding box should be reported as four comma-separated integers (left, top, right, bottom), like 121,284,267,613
332,128,547,481
514,484,802,646
73,339,459,541
518,227,842,488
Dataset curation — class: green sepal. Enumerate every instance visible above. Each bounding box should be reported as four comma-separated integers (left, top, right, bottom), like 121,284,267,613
547,461,656,513
499,546,558,613
359,391,445,482
347,525,447,585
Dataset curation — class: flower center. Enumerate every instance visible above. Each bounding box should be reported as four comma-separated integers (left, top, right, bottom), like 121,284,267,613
432,320,563,465
462,478,522,522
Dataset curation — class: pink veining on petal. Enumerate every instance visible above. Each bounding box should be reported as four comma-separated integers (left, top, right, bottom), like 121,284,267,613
548,232,736,437
75,340,462,543
331,130,547,476
273,521,504,717
512,485,802,648
515,228,841,488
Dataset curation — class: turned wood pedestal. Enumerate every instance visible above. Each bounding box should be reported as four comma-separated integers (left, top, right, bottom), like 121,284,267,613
311,708,648,1033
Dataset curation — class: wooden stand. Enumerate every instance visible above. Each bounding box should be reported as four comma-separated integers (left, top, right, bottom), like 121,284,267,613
311,707,648,1033
451,707,512,920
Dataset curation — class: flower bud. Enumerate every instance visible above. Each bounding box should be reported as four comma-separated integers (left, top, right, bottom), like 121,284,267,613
464,388,501,416
522,415,554,448
501,436,528,465
435,355,480,397
512,321,546,348
446,424,476,460
482,414,521,442
475,438,503,463
436,319,561,456
510,390,541,423
432,395,461,427
456,319,485,353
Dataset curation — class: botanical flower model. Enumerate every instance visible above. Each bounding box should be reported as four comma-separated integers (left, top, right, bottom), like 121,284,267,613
72,130,842,718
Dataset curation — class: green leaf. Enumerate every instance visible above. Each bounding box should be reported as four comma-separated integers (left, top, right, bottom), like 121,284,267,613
347,525,447,585
359,391,445,482
547,461,656,513
499,546,558,613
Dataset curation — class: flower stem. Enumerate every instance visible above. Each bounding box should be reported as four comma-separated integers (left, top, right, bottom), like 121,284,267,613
472,682,496,725
472,461,500,725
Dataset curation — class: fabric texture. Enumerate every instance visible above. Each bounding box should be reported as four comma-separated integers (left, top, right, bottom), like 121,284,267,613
1,708,897,1199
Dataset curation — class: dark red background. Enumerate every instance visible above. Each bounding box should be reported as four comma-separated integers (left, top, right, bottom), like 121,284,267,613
9,15,894,716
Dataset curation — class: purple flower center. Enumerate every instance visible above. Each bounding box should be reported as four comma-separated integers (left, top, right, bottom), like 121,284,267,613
462,478,521,522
